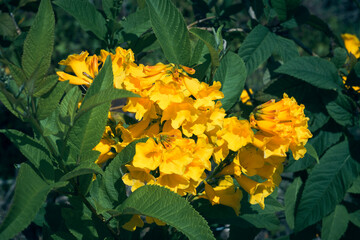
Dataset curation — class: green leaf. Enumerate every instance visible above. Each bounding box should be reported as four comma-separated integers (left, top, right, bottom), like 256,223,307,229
189,38,206,67
60,161,104,181
271,0,287,21
189,28,220,69
0,129,55,182
273,36,299,62
240,213,280,231
0,83,25,119
348,176,360,194
0,13,17,37
58,86,82,126
322,91,356,127
77,89,138,120
146,0,191,65
66,57,113,159
214,52,247,111
294,141,359,232
114,185,215,240
22,0,54,83
102,0,122,19
104,138,148,204
349,210,360,227
33,75,60,97
275,56,341,90
285,177,303,229
54,0,107,40
0,163,67,240
238,25,276,75
121,7,151,37
305,143,319,164
36,81,68,120
7,63,26,87
321,205,349,240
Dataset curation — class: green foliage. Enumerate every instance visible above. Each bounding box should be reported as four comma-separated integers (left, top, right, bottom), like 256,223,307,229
321,205,349,240
54,0,107,40
295,141,359,231
285,177,303,229
0,163,67,240
214,52,247,111
114,185,215,240
146,0,191,65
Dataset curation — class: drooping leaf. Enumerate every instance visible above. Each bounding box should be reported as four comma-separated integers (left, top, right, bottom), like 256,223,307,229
214,52,247,111
22,0,54,83
66,57,113,159
104,138,148,204
321,205,349,240
189,28,220,70
275,56,341,90
285,177,303,229
294,141,359,232
0,163,67,240
54,0,107,40
322,91,356,127
238,24,276,74
60,161,104,181
146,0,191,65
114,185,215,240
0,129,55,182
36,81,69,120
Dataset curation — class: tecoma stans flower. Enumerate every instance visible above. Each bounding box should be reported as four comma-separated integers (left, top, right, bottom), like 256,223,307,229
341,33,360,58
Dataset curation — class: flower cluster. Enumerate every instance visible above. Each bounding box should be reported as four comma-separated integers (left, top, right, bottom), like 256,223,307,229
57,47,312,225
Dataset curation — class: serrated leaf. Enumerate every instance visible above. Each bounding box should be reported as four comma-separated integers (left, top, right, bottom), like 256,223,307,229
214,52,247,111
238,25,276,75
285,177,303,229
294,141,359,232
189,28,220,69
275,56,341,90
147,0,191,65
321,205,349,240
54,0,107,40
58,86,82,126
22,0,54,83
349,210,360,227
104,138,148,204
0,163,67,240
33,75,60,97
114,185,215,240
0,129,55,182
273,35,299,62
60,161,104,181
66,57,113,159
322,91,356,127
189,38,206,67
121,7,150,37
36,81,68,120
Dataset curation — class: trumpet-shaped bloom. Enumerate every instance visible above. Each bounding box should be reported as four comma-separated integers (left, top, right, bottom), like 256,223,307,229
122,215,144,231
341,33,360,58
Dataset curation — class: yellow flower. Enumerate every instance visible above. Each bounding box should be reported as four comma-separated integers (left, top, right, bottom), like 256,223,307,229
122,215,144,231
216,117,254,152
161,101,198,129
146,216,166,226
57,51,97,86
93,138,116,165
341,33,360,58
149,81,185,110
342,76,360,93
250,93,312,160
203,175,243,215
234,175,275,209
122,165,155,192
132,138,162,170
123,97,158,121
240,88,253,105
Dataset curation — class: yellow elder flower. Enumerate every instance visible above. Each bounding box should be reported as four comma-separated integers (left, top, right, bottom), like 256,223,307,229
132,138,162,170
216,117,254,152
93,138,116,165
57,51,98,86
234,175,275,209
122,215,144,231
203,175,243,216
122,165,155,192
250,93,312,160
341,33,360,58
240,88,253,105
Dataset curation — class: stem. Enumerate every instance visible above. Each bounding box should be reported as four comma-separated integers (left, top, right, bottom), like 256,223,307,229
187,16,216,29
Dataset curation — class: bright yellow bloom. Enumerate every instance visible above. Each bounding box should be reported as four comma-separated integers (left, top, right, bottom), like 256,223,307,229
250,93,312,160
122,215,144,231
57,51,98,86
122,165,155,192
341,33,360,58
132,138,162,170
240,88,253,105
234,175,275,209
203,175,243,215
123,97,158,121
